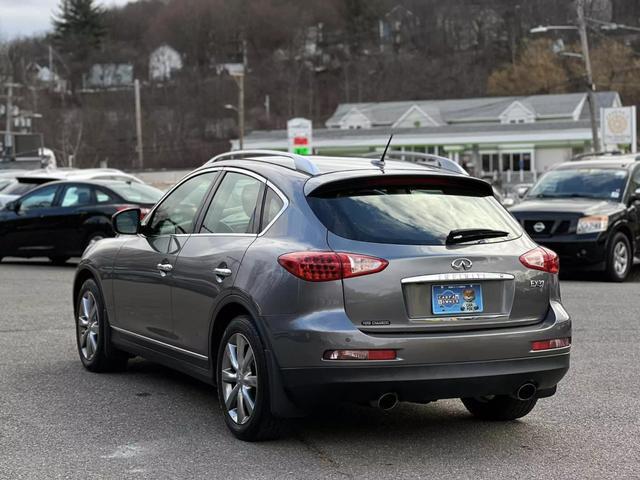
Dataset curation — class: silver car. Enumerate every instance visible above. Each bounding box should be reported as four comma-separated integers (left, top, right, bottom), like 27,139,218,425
73,150,571,441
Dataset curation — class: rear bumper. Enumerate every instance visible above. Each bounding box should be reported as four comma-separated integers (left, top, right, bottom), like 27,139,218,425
280,353,569,405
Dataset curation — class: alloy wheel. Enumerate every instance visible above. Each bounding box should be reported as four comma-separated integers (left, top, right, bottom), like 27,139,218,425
220,333,258,425
613,240,629,277
78,291,100,361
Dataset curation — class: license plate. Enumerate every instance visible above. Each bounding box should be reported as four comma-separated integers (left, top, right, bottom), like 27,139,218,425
432,284,483,315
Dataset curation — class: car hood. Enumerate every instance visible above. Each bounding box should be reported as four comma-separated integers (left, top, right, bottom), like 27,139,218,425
510,198,623,216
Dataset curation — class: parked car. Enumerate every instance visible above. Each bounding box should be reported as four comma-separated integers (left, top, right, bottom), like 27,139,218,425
0,168,145,208
0,179,163,264
73,150,570,441
510,154,640,281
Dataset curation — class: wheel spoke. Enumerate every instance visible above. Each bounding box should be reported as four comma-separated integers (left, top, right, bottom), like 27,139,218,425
80,328,89,348
241,347,254,372
235,335,246,371
236,386,246,423
244,375,257,388
225,384,240,410
221,369,237,384
242,387,255,415
226,343,239,371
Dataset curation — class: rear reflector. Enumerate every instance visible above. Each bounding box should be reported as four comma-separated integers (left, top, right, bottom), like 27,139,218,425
531,338,571,351
278,251,388,282
520,246,560,274
323,349,397,361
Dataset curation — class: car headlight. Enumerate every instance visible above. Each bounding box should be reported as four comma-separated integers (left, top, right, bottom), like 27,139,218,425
577,215,609,234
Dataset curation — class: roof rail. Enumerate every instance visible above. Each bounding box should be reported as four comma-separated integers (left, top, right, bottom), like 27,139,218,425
206,149,320,175
571,150,623,161
363,150,468,176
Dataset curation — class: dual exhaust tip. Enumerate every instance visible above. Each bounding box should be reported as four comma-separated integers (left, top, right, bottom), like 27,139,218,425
369,383,537,410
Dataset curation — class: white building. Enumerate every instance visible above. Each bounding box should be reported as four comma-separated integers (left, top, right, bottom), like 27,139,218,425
149,45,183,82
239,91,623,183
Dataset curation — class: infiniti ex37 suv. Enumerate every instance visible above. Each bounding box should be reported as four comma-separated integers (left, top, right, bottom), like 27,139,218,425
73,150,571,441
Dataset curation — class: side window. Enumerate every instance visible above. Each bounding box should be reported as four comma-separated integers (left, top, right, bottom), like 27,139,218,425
61,185,93,207
146,172,217,235
261,187,284,230
96,189,115,204
18,185,58,213
201,172,263,234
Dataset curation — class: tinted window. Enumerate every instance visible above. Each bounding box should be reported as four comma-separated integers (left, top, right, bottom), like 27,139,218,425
106,182,163,204
4,182,40,196
308,179,521,245
201,172,262,234
61,185,93,207
528,168,628,201
96,189,116,204
147,172,217,235
261,187,284,229
19,185,58,213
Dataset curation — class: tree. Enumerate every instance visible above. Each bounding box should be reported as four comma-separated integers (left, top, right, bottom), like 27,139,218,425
52,0,106,91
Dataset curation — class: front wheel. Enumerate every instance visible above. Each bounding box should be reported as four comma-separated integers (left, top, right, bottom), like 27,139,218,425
217,316,281,441
606,233,632,282
75,279,128,372
461,395,538,421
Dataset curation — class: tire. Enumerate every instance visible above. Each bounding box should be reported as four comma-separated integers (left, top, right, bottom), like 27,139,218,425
75,279,128,372
50,256,70,265
461,395,538,421
606,232,632,282
216,315,281,441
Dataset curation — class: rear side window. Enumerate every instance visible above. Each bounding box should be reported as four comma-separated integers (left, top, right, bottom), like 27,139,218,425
61,186,93,207
261,187,284,229
307,177,521,245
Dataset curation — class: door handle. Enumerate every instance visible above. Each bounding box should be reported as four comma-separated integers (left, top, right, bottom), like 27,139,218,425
213,267,232,277
157,263,173,273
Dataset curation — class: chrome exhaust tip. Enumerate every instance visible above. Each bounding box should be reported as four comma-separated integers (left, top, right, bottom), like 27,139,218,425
372,392,399,410
514,382,537,401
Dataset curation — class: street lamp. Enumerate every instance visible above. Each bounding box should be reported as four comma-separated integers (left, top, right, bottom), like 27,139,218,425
530,0,600,152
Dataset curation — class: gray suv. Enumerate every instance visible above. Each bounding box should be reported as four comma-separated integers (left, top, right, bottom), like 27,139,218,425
73,150,571,441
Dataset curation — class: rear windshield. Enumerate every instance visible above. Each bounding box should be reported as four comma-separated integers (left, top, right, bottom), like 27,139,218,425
3,182,39,196
107,182,163,204
307,178,522,245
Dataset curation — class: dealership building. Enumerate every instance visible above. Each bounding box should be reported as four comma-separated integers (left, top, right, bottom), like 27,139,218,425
238,91,623,183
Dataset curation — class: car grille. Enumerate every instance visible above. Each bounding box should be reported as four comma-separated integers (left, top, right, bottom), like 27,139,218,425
523,219,571,236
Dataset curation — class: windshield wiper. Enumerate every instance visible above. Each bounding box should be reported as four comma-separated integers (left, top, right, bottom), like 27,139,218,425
446,228,510,245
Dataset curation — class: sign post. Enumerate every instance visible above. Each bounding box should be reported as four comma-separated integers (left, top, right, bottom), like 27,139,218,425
287,118,313,155
601,106,637,153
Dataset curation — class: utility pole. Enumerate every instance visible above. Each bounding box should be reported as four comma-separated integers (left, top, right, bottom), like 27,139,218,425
237,73,244,150
134,79,144,170
3,82,21,160
576,0,600,152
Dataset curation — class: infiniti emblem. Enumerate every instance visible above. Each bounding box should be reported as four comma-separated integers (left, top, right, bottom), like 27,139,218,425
451,258,473,271
533,222,546,233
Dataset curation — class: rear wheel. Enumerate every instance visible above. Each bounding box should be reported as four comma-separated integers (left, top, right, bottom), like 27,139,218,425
75,279,128,372
461,395,538,421
50,256,70,265
217,316,281,441
606,233,631,282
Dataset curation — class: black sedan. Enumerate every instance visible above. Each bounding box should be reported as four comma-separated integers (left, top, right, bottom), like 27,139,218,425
510,155,640,281
0,180,164,264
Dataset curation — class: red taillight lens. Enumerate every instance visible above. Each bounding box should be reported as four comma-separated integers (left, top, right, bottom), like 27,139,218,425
519,246,559,274
531,337,571,351
323,349,397,361
278,252,388,282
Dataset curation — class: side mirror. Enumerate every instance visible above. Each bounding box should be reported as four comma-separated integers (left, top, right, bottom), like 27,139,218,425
517,187,529,199
5,200,19,212
112,208,141,235
631,187,640,203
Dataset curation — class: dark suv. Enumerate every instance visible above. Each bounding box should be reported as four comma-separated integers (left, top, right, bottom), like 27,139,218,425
510,154,640,281
73,150,571,441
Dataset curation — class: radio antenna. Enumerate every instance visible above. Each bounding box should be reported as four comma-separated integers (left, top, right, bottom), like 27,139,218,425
380,134,393,164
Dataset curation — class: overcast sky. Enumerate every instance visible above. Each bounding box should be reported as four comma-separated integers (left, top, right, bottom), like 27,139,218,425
0,0,132,40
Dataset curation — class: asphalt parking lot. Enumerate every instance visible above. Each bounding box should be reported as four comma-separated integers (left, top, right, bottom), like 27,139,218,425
1,260,639,480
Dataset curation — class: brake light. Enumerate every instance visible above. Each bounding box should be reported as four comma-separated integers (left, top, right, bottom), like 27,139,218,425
519,246,559,274
531,338,571,351
278,252,388,282
323,349,397,360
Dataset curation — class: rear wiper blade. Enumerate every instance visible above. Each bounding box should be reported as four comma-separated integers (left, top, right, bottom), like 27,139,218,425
446,228,509,245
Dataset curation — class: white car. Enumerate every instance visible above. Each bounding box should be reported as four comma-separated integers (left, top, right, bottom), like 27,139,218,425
0,168,144,208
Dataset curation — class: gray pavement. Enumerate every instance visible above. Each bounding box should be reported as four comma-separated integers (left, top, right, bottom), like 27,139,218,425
1,259,639,479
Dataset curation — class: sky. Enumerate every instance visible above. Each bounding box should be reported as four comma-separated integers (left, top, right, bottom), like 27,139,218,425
0,0,132,40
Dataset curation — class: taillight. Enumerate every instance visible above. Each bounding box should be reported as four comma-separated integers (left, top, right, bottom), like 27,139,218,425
519,246,559,274
323,349,397,360
531,337,571,351
278,251,388,282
